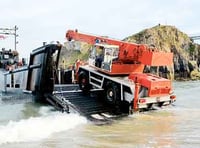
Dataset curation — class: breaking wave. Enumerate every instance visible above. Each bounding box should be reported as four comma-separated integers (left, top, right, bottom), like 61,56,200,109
0,106,87,145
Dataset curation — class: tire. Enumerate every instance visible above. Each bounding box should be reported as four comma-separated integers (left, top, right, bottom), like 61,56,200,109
104,81,121,113
158,102,164,108
78,72,90,94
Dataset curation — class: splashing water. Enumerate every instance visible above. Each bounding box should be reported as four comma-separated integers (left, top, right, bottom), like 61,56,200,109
0,106,87,145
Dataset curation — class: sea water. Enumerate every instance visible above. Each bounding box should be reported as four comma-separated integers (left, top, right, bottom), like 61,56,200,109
0,81,199,148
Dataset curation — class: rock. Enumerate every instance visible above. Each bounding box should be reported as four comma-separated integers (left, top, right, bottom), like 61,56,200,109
190,69,200,80
124,24,200,80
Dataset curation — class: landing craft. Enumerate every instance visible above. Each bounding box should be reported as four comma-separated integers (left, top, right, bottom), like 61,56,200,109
2,29,176,122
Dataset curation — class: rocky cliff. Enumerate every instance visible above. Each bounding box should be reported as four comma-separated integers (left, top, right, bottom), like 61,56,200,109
124,24,200,80
59,41,90,69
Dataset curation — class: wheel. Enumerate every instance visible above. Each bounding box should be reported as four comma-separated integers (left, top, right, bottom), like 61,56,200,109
158,102,164,108
104,81,121,113
78,72,90,94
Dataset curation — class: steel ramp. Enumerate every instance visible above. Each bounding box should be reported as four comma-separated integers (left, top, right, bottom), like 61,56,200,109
52,84,126,123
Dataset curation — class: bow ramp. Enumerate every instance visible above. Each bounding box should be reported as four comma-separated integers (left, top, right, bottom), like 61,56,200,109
47,84,126,123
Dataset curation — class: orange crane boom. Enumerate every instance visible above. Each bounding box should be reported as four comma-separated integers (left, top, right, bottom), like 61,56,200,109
66,29,173,67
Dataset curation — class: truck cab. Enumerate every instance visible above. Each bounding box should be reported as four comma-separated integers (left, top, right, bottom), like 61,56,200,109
88,43,119,72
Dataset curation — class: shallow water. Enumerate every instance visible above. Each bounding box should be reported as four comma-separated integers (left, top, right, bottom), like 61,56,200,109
0,81,200,148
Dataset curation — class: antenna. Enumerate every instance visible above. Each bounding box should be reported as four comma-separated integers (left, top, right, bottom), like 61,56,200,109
0,25,19,50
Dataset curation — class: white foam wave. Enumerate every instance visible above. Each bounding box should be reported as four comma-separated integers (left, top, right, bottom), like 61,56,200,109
0,107,87,145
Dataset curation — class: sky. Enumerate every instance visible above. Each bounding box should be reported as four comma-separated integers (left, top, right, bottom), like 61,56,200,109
0,0,200,58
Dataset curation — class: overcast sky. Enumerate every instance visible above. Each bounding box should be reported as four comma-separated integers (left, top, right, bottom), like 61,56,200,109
0,0,200,58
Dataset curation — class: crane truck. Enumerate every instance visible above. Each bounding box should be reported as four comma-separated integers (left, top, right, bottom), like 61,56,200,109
66,29,176,113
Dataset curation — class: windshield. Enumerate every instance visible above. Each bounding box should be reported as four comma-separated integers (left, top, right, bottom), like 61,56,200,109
89,45,119,71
